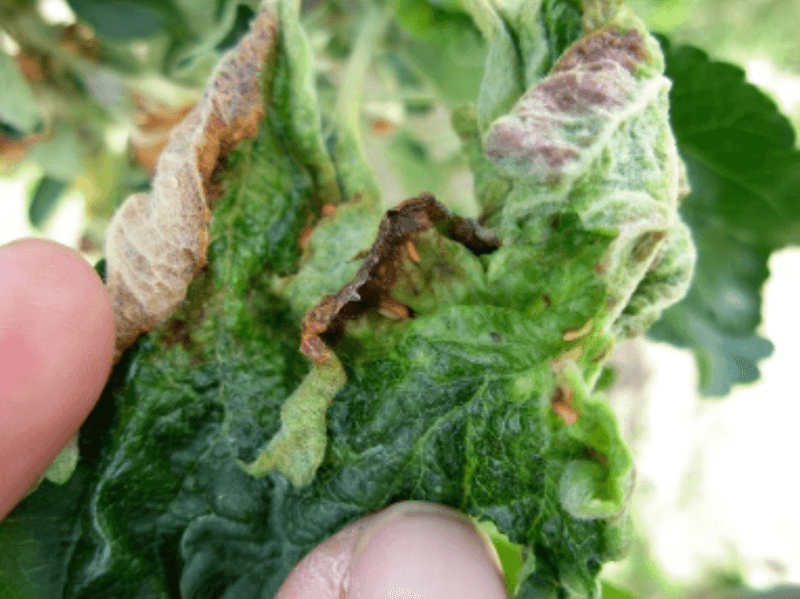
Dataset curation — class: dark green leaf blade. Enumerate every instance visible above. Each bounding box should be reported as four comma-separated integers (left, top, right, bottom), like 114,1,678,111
3,125,627,599
0,468,95,599
664,40,800,248
28,177,68,228
648,37,797,395
648,210,774,396
0,4,698,599
66,0,178,40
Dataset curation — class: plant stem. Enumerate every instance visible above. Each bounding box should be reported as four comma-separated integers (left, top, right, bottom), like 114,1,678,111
336,5,392,147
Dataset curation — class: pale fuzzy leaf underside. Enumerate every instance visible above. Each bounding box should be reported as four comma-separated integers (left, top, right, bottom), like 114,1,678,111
481,14,693,343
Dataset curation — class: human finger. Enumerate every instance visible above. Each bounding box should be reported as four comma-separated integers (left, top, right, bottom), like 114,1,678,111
275,501,507,599
0,238,115,520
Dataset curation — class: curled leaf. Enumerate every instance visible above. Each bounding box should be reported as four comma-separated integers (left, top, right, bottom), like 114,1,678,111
130,96,196,174
300,192,501,362
104,7,277,360
482,14,693,341
246,193,500,486
485,26,660,183
0,3,698,598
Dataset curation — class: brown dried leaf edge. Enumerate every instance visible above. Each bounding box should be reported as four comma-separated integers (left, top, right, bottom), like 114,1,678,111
104,7,277,361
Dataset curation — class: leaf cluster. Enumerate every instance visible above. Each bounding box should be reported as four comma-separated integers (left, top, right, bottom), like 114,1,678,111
0,0,258,237
0,0,797,598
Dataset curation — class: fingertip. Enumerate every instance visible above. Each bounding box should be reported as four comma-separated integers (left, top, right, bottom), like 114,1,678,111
275,502,507,599
346,502,506,599
0,238,115,519
274,513,380,599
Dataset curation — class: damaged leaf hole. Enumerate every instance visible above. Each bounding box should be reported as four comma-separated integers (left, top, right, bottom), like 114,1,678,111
300,192,501,362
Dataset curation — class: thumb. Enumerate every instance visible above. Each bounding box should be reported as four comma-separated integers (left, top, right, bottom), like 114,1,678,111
275,501,507,599
0,238,115,520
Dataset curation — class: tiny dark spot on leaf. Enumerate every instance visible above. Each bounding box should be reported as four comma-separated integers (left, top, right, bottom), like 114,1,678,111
632,230,666,262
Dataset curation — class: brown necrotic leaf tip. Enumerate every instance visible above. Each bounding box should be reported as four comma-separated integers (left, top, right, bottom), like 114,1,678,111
104,8,277,361
300,193,500,363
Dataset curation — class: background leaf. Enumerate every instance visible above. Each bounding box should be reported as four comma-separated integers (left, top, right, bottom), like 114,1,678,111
29,123,85,181
649,37,800,395
62,0,259,84
389,0,486,107
0,51,42,134
66,0,180,40
27,175,68,228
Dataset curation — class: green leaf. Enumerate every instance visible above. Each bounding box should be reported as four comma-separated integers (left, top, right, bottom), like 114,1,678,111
647,37,799,395
0,51,41,134
0,468,96,599
479,10,692,343
66,0,178,40
663,40,800,248
165,1,260,83
601,581,637,599
478,521,528,596
461,0,585,129
648,211,774,396
29,123,85,181
463,0,526,129
390,0,487,106
28,176,69,228
42,436,79,486
540,0,584,77
66,0,259,84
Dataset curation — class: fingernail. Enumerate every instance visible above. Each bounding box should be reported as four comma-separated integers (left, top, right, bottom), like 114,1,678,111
342,501,506,599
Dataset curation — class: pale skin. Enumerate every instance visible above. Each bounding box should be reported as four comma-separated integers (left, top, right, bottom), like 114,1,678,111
0,238,506,599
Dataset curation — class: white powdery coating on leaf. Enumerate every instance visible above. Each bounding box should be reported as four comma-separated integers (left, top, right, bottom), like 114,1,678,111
483,24,693,340
484,27,659,183
104,7,277,360
486,59,637,180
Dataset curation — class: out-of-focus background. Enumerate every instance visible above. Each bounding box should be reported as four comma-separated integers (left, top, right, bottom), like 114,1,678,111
1,1,799,597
